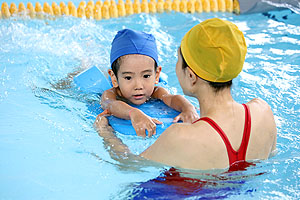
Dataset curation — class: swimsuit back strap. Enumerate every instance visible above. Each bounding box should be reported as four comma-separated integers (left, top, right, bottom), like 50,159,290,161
193,104,251,166
239,104,252,161
196,117,237,165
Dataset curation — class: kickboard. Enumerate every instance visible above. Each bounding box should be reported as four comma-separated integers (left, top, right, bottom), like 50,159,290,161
74,66,179,136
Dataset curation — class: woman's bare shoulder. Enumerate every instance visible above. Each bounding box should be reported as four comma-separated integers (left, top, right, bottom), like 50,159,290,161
247,98,277,135
248,98,268,106
247,98,273,114
247,98,267,105
157,123,192,139
142,122,201,154
158,121,213,144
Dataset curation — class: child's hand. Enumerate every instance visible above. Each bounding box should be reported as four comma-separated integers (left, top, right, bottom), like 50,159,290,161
173,107,199,123
130,109,162,138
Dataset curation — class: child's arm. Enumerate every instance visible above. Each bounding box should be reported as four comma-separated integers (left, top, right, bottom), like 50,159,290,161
101,88,162,137
152,86,199,123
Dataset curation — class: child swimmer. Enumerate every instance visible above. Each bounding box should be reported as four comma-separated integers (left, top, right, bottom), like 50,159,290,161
101,29,199,137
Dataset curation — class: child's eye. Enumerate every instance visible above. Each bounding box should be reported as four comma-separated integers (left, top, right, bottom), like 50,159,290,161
124,76,132,80
144,74,151,78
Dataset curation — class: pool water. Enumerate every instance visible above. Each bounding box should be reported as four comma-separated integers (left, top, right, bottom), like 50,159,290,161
1,2,300,199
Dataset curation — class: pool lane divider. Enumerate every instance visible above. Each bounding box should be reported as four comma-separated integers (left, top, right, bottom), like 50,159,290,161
0,0,241,20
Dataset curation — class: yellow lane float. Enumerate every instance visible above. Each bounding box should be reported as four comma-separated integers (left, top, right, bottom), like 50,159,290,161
0,0,240,20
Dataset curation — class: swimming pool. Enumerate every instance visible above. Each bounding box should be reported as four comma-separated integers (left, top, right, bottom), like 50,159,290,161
1,1,300,199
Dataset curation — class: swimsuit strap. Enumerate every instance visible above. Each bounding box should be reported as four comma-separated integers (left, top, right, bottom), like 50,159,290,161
193,104,251,166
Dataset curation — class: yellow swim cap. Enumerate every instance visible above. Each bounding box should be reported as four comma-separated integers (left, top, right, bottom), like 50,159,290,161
181,18,247,82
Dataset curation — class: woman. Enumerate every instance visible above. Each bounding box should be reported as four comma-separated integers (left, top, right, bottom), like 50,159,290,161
94,18,277,170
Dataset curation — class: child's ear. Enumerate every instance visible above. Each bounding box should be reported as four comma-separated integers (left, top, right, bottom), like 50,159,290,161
155,66,162,84
108,69,119,88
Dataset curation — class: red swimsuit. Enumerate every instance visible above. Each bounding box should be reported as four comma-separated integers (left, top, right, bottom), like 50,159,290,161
193,104,251,167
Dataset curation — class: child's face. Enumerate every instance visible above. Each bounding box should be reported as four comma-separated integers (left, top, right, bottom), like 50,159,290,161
113,54,161,105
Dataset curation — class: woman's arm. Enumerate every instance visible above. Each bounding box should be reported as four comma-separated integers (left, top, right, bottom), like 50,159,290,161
94,114,161,169
248,98,278,157
94,114,132,160
94,114,175,171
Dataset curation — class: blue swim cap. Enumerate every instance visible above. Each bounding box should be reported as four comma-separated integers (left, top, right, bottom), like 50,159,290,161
110,29,159,66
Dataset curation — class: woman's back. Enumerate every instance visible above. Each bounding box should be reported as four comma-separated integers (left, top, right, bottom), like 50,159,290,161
141,98,277,170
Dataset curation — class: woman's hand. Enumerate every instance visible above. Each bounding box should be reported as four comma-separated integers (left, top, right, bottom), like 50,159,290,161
130,108,162,138
93,109,114,136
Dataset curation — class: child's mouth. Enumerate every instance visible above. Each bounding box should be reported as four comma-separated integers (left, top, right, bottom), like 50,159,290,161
133,94,144,100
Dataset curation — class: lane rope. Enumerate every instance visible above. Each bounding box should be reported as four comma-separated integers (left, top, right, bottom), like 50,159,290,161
0,0,241,20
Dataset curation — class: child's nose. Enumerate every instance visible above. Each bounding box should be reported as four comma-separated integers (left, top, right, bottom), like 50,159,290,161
134,79,143,90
